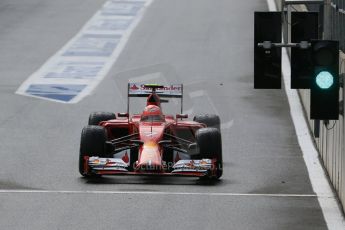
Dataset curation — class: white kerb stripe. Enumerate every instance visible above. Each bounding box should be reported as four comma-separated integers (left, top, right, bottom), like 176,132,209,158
0,189,318,197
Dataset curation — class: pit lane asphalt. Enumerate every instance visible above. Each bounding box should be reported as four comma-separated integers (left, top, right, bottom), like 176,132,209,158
0,0,328,229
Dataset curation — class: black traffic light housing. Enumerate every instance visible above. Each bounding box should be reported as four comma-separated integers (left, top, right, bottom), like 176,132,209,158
291,12,319,89
254,9,340,120
310,40,339,120
254,12,282,89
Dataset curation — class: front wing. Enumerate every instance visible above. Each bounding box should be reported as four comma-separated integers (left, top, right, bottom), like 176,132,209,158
83,157,217,177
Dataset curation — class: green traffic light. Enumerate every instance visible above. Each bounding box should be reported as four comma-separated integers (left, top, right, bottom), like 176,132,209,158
315,71,334,89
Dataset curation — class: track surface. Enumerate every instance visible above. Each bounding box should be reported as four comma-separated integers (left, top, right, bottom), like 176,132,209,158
0,0,328,229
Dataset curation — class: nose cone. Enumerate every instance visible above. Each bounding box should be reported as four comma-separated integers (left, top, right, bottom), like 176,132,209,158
136,141,163,171
139,123,165,142
137,121,165,171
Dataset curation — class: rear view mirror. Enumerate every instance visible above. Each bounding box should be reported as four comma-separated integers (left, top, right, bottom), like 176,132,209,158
176,114,188,119
188,143,198,155
118,113,129,118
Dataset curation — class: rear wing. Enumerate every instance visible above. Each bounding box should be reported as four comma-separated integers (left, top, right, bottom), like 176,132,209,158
127,83,184,113
128,83,183,98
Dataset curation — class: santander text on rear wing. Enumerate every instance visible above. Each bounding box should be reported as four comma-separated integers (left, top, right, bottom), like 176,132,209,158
128,83,183,98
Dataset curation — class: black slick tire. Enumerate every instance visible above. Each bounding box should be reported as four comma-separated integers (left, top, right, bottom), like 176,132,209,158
79,125,107,177
88,112,116,125
193,114,221,130
195,127,223,179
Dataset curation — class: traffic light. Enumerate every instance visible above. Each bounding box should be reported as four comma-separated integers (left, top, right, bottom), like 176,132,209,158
291,12,319,89
310,40,339,120
254,12,282,89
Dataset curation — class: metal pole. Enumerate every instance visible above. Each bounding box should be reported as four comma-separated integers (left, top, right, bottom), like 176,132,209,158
127,83,130,115
285,4,292,57
181,84,183,114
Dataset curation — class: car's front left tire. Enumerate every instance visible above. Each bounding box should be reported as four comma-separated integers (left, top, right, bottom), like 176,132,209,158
195,127,223,179
88,112,116,125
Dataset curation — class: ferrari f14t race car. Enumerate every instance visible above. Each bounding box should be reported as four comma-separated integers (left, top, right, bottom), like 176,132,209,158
79,83,223,179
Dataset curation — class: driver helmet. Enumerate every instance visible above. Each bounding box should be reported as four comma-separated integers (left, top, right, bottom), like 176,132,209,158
142,105,162,116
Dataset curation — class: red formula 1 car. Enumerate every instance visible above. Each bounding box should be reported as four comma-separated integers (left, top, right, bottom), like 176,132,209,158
79,83,223,179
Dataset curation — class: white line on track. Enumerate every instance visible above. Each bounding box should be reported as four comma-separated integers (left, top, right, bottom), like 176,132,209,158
266,0,345,228
0,189,318,197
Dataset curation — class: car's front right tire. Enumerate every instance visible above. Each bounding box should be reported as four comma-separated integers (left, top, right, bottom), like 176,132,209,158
79,125,107,177
193,114,221,130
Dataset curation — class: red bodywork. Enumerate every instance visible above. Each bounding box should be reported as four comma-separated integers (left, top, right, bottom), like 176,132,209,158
83,84,218,178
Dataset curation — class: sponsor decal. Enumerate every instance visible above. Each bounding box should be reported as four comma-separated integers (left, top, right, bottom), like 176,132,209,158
63,34,121,57
143,141,158,147
130,84,139,90
89,157,128,168
122,151,129,164
143,132,157,137
16,0,153,103
25,84,86,102
173,159,212,170
145,106,159,112
128,83,182,96
114,150,131,166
